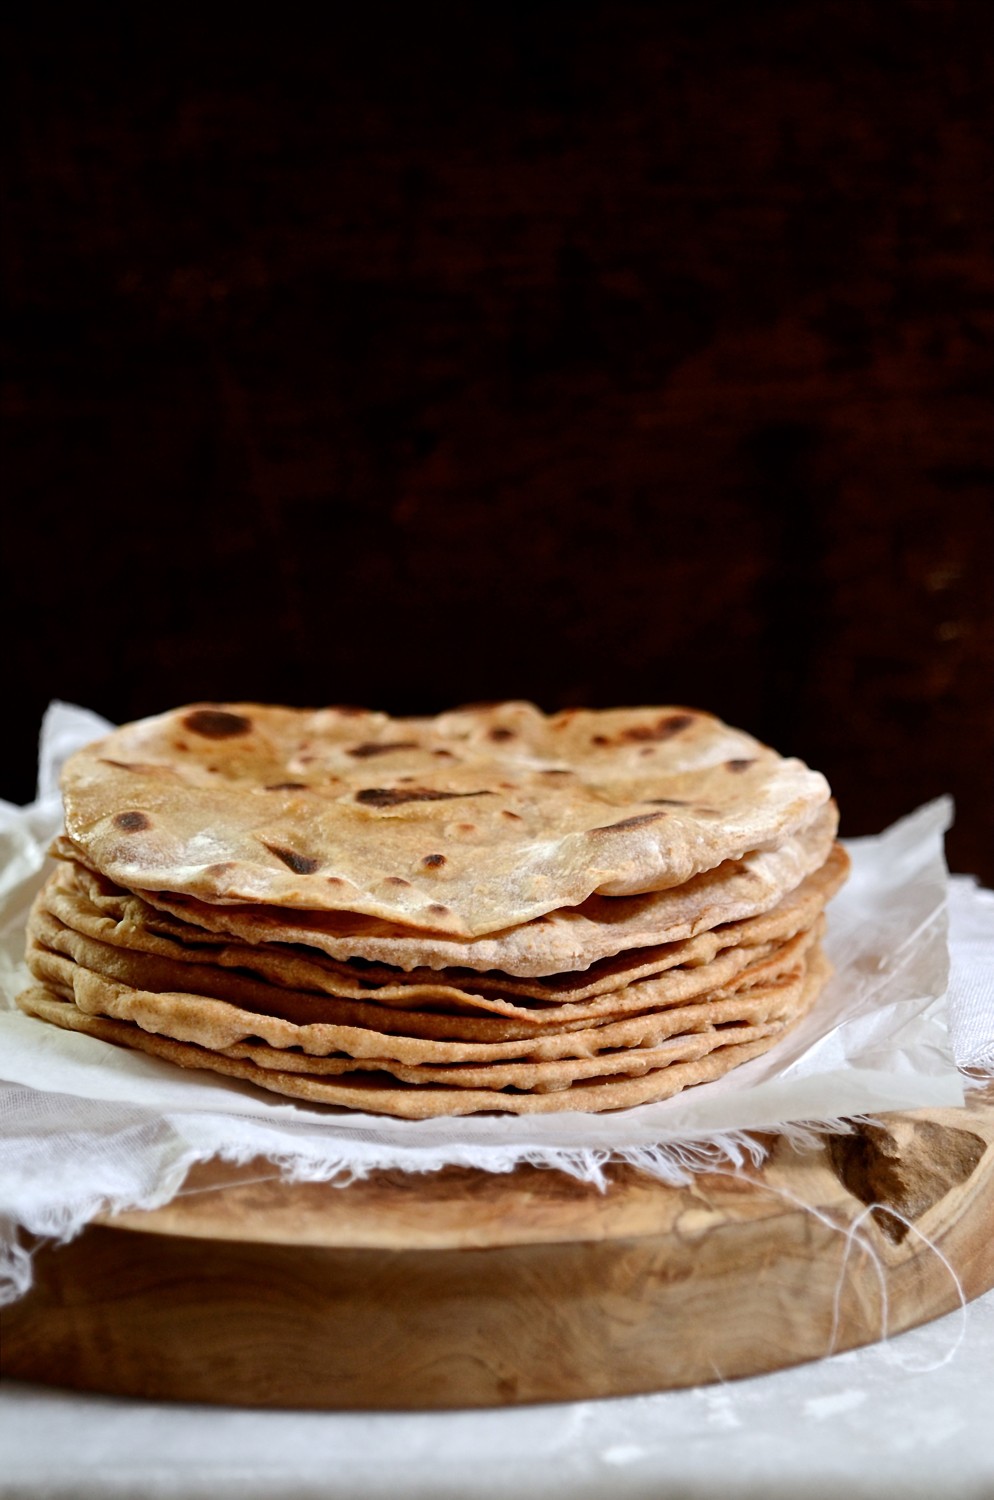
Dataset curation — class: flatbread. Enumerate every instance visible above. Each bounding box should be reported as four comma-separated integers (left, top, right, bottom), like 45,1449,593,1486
31,855,835,1027
63,807,841,978
16,945,830,1115
60,702,831,936
27,920,821,1061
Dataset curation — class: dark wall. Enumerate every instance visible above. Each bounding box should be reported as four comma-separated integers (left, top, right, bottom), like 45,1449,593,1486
3,4,992,880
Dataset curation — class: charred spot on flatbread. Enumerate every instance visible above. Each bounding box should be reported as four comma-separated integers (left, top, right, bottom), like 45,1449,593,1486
113,811,151,832
347,742,420,758
354,787,494,808
182,709,253,739
591,811,670,834
261,844,321,876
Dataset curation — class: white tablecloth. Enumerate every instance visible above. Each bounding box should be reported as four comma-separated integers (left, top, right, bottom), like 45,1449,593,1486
3,1286,993,1500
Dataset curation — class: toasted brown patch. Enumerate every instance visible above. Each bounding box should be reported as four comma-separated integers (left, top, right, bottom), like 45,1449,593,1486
348,742,419,758
591,811,669,834
182,709,252,739
621,714,695,743
261,844,320,875
355,788,493,808
113,811,151,832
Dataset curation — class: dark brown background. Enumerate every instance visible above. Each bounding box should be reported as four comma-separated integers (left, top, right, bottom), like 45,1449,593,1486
3,4,992,880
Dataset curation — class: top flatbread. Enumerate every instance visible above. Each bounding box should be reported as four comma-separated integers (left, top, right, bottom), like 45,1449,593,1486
60,701,830,938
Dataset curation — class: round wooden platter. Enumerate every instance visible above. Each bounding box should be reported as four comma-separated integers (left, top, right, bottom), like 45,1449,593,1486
5,1081,994,1410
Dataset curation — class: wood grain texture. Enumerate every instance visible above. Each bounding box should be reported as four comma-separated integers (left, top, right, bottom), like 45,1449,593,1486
4,1083,993,1409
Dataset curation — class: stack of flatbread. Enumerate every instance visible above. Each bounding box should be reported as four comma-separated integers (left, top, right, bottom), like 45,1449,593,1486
18,702,849,1117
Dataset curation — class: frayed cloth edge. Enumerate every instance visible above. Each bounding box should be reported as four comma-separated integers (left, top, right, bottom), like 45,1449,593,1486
0,1115,877,1305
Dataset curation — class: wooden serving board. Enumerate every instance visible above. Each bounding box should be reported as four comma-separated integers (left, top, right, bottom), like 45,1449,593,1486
5,1082,994,1409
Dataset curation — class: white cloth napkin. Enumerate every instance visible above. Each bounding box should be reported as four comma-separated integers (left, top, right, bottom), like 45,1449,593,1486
1,702,991,1305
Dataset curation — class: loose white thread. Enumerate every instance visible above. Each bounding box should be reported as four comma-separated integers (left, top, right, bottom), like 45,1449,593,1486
861,1208,968,1374
703,1167,969,1374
